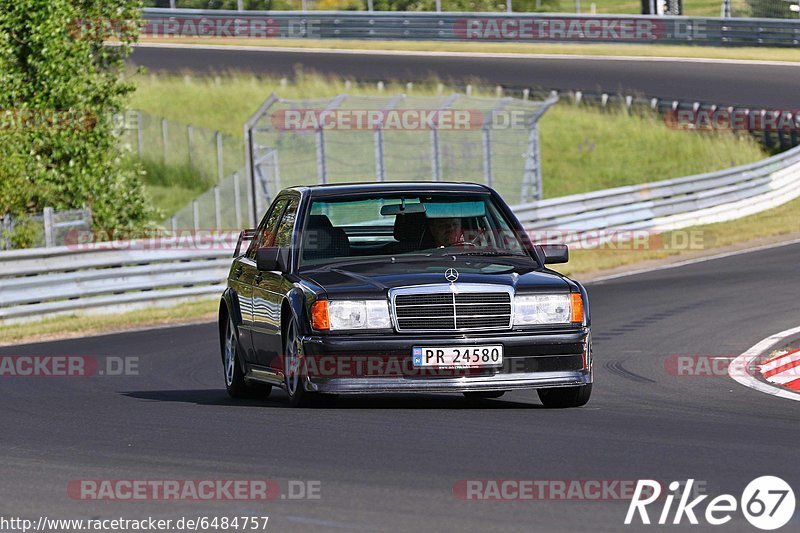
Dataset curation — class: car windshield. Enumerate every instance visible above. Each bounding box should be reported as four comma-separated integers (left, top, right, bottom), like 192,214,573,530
299,193,529,267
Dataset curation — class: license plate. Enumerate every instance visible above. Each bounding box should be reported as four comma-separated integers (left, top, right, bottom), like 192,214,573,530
412,345,503,368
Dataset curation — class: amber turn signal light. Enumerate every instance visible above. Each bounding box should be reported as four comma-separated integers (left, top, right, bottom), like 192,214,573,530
311,300,330,331
571,293,584,324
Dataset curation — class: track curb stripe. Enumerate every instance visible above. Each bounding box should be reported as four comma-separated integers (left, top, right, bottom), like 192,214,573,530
729,325,800,401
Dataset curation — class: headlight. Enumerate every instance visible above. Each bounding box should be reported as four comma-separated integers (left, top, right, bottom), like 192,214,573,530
513,293,584,326
311,300,391,331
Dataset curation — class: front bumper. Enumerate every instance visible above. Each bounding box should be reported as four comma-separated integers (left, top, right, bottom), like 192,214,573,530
300,327,592,394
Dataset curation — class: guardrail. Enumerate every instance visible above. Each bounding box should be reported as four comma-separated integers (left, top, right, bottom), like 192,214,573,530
2,142,799,324
0,245,232,322
142,9,800,47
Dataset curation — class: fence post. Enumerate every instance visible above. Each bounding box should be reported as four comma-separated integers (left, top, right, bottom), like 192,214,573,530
430,127,441,182
233,171,242,229
187,124,194,169
214,186,222,230
136,111,144,159
43,207,55,248
316,128,328,184
192,200,200,232
374,127,385,182
161,117,168,164
215,131,224,182
482,128,493,189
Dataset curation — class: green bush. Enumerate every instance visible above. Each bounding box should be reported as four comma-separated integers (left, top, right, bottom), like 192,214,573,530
0,0,153,234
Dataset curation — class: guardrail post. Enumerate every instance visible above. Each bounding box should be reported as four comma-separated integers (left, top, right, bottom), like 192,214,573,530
374,126,386,182
43,207,55,248
171,216,177,232
301,0,308,12
215,131,224,182
161,118,168,164
367,0,374,11
169,0,175,8
233,171,242,229
315,128,328,184
507,0,513,12
237,0,243,11
435,0,441,11
575,0,581,13
214,186,222,230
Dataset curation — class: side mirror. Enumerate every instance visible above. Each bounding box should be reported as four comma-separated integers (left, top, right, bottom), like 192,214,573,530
541,244,569,264
256,247,283,272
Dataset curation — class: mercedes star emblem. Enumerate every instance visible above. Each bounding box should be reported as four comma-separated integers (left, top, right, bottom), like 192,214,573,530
444,268,459,283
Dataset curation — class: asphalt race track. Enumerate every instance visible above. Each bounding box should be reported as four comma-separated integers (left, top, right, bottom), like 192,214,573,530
2,242,799,531
130,44,800,108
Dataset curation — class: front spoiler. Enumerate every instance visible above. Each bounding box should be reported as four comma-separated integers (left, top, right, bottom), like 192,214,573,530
307,369,591,394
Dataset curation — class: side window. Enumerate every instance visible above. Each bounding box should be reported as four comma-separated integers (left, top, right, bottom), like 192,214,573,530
246,197,287,259
274,198,299,248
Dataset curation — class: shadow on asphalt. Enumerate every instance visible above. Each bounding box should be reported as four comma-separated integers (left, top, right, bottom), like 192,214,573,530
121,389,545,410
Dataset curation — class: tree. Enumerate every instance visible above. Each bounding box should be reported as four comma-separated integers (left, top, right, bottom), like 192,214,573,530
0,0,152,232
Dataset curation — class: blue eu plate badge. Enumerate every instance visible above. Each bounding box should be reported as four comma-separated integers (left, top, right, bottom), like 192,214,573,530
412,347,423,366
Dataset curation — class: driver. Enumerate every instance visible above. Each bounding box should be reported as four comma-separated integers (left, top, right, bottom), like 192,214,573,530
428,217,464,248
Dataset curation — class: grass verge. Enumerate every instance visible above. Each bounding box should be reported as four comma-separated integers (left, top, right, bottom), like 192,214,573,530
138,37,800,63
0,299,218,347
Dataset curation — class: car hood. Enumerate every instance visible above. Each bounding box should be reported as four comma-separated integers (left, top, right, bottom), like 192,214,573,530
300,257,571,299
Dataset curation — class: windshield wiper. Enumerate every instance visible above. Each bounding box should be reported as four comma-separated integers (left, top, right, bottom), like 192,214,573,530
445,251,529,257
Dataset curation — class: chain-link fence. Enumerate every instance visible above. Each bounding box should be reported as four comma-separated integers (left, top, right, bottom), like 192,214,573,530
244,92,557,226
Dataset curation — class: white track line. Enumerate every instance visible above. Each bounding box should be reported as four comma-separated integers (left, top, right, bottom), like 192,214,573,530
134,42,800,67
729,325,800,402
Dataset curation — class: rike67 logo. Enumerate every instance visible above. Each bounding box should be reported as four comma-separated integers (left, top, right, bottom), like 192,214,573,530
625,477,795,530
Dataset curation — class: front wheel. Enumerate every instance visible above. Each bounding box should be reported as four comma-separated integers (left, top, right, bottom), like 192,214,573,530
222,317,249,398
284,318,315,407
537,384,592,408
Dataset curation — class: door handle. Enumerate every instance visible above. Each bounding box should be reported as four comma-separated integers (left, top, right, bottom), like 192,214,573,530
255,272,263,284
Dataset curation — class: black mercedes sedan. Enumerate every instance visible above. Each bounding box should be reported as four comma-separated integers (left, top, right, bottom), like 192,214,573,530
219,182,592,407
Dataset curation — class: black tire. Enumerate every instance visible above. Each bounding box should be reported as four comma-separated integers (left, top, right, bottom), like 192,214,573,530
222,316,272,399
463,391,506,400
537,384,592,408
222,316,249,398
284,317,315,408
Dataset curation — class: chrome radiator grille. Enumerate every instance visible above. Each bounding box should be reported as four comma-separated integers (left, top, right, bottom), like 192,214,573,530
391,286,512,332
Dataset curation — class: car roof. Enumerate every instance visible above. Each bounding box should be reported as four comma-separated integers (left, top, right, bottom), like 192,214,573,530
286,182,491,198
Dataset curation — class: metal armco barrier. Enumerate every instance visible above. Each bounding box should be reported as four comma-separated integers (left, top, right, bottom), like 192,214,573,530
2,143,799,323
0,245,233,322
142,9,800,47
